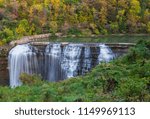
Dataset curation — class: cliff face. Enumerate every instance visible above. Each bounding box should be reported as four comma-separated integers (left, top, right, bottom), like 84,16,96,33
0,47,9,86
0,42,133,86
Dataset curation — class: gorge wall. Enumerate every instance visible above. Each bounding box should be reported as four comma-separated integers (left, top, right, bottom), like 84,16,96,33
0,47,9,86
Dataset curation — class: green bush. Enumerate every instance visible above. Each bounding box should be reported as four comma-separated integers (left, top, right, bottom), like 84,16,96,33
49,21,58,34
123,40,150,63
67,27,81,35
20,73,43,86
110,22,119,33
16,19,30,37
115,77,149,101
64,0,81,4
0,27,15,43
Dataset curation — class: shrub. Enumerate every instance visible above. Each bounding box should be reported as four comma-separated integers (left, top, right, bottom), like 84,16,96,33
64,0,80,4
20,73,43,86
67,27,81,35
123,40,150,63
16,19,30,37
147,21,150,33
0,27,15,43
110,22,119,33
115,77,149,101
49,21,58,34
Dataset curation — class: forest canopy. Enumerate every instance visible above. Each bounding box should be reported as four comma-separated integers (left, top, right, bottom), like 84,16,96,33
0,0,150,44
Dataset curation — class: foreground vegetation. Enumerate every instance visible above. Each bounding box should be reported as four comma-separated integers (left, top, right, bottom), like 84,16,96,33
0,40,149,102
0,0,150,45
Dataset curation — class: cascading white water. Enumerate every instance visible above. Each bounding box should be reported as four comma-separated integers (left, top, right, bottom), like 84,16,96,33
8,43,115,87
45,43,65,81
8,44,39,87
45,43,61,56
61,44,82,78
98,44,115,63
81,47,92,74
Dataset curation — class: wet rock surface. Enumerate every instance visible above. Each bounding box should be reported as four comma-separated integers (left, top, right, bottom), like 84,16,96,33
0,47,10,86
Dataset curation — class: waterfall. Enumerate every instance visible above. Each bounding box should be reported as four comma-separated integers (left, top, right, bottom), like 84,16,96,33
8,43,115,87
81,47,92,75
45,44,65,81
98,44,115,63
61,44,82,78
8,44,39,87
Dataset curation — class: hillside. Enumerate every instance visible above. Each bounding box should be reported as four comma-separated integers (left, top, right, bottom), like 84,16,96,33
0,0,150,45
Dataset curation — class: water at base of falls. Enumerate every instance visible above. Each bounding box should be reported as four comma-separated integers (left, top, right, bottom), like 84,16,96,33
8,43,115,87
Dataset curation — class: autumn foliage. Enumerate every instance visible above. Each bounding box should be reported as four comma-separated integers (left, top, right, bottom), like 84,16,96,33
0,0,150,43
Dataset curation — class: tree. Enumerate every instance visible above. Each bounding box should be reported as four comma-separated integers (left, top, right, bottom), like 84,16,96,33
0,0,4,7
16,19,30,37
127,0,141,33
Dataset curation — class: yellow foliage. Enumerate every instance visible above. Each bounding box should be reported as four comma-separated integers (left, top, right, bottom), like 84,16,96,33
99,7,107,26
118,0,128,9
0,0,149,36
49,21,58,33
50,0,60,12
0,41,4,46
40,17,47,27
29,4,43,16
29,24,36,35
44,0,51,7
16,26,26,36
3,28,13,37
0,0,4,4
117,10,125,23
16,19,30,36
118,10,125,16
147,22,150,33
44,0,60,7
51,0,60,6
144,9,150,22
129,0,141,15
